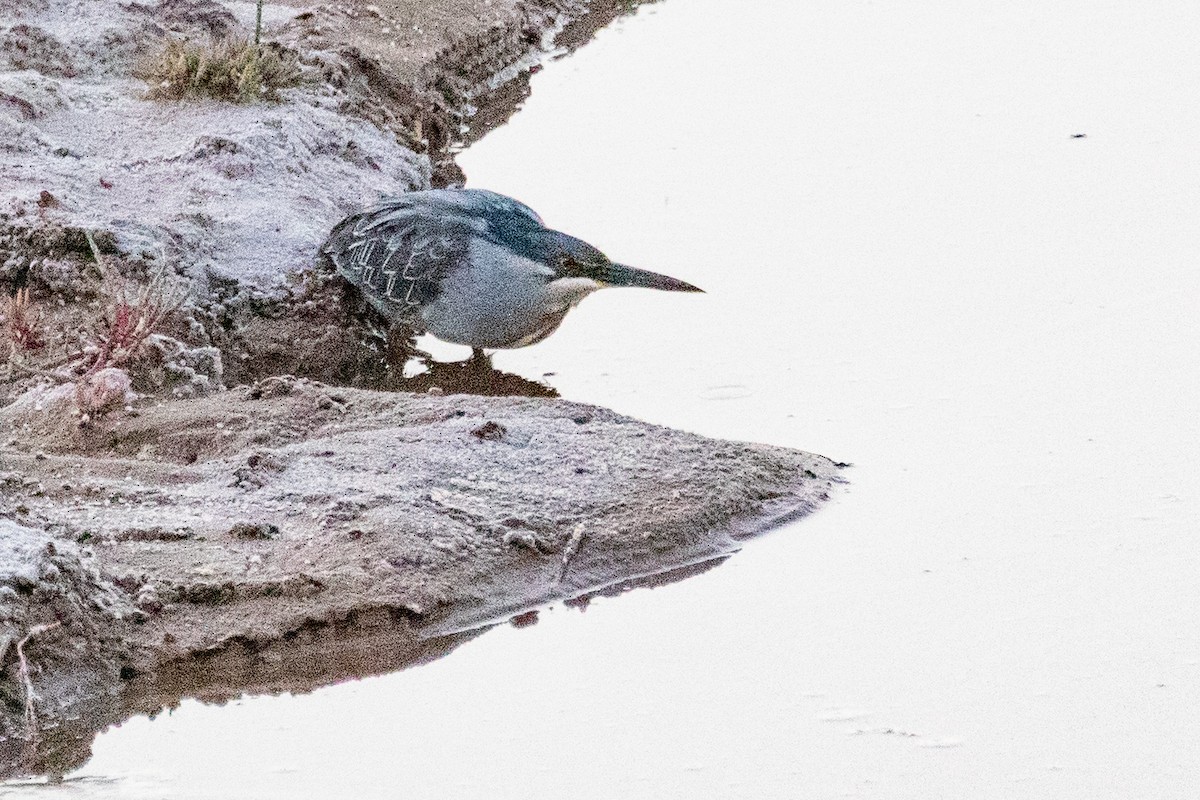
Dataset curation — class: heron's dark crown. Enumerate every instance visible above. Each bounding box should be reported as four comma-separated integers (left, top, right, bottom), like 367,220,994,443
482,217,609,278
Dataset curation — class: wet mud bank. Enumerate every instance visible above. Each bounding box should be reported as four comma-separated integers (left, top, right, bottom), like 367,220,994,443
1,0,840,780
0,378,841,776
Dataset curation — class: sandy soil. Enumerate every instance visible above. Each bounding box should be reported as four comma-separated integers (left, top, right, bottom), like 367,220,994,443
0,0,839,779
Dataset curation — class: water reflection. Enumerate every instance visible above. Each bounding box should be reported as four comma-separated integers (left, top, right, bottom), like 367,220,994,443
0,626,481,782
450,0,662,156
1,554,733,783
394,355,559,398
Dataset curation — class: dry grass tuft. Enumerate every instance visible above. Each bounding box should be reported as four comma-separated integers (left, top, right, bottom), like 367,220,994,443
82,231,188,374
141,37,302,103
0,232,188,387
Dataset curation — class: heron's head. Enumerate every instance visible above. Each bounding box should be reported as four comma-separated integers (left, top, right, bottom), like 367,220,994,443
540,230,703,294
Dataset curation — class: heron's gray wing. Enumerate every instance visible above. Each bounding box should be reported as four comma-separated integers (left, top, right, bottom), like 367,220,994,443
374,189,543,226
322,200,469,324
460,189,544,226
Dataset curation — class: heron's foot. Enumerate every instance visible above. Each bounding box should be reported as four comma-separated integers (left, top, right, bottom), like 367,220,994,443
468,347,492,369
382,325,430,379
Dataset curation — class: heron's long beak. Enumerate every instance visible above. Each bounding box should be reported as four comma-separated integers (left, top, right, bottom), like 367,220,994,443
602,263,703,292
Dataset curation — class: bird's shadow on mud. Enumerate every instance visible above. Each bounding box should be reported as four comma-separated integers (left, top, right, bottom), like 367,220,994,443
392,357,559,398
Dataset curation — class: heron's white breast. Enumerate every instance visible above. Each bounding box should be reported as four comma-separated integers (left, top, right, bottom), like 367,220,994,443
542,277,604,312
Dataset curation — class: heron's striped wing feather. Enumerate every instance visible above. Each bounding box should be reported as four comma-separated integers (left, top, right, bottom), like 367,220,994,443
322,202,468,323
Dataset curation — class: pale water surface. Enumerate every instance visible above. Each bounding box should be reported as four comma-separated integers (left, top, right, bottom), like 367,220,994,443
8,0,1200,796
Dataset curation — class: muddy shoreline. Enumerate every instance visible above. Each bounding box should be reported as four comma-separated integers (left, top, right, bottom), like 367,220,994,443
1,0,841,779
2,378,840,777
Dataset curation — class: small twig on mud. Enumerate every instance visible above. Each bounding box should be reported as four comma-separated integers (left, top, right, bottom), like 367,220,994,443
16,622,62,738
558,522,586,583
84,229,110,283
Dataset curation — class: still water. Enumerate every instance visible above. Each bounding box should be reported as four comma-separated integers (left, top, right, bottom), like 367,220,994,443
10,0,1200,796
